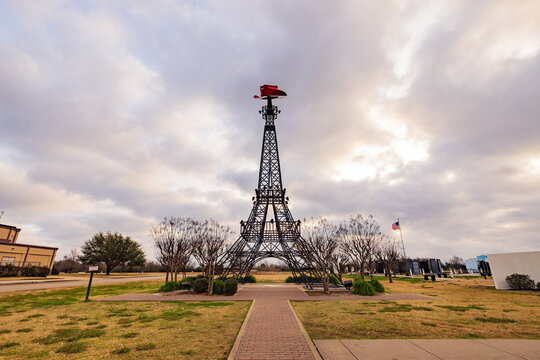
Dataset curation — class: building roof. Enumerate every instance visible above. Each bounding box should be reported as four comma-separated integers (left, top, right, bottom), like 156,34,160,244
0,242,58,251
0,223,21,231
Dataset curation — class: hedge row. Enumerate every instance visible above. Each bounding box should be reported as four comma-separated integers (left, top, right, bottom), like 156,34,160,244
0,264,50,277
158,276,238,296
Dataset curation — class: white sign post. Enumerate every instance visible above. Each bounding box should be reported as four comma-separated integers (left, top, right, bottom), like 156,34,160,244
85,265,99,301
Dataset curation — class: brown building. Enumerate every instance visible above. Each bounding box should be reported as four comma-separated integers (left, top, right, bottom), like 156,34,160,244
0,223,58,273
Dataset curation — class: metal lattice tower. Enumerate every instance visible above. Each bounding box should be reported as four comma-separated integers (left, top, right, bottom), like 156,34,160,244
217,85,316,285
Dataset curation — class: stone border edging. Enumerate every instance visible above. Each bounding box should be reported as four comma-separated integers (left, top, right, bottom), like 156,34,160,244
288,300,323,360
227,299,255,360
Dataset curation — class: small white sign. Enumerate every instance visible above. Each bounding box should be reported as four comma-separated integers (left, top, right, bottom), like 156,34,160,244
89,266,99,272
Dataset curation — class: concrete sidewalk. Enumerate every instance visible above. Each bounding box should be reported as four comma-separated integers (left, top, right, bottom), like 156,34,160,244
315,339,540,360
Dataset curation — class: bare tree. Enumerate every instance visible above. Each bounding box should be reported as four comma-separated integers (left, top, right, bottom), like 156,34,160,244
331,250,350,284
150,217,194,283
375,234,401,283
341,214,381,280
55,248,83,273
296,217,340,295
154,234,174,282
192,220,232,295
444,255,466,272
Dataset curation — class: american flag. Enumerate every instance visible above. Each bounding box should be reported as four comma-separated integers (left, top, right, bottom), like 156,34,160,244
392,221,400,230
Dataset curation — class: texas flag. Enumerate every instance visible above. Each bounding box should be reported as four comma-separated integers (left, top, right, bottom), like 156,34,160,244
392,221,400,230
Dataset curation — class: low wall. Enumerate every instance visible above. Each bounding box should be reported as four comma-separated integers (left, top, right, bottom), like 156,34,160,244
487,251,540,290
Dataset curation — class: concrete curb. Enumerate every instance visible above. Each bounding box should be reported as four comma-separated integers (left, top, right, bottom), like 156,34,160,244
288,300,323,360
227,299,255,360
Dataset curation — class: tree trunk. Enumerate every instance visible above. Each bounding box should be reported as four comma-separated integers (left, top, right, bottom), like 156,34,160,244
106,264,111,275
165,270,169,283
322,266,330,295
360,260,365,280
208,263,215,295
322,276,329,295
386,264,393,283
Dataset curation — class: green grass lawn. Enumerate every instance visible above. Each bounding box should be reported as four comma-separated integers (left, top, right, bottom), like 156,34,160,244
292,278,540,339
0,280,250,359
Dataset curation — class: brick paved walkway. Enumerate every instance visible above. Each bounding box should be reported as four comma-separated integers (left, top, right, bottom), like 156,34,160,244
233,286,316,360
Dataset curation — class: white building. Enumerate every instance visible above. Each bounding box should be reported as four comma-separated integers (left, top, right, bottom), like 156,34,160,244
487,251,540,290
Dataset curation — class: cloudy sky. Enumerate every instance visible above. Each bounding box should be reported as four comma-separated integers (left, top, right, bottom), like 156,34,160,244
1,1,539,262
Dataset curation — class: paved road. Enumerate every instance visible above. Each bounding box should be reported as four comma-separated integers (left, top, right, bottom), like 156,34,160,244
0,274,165,293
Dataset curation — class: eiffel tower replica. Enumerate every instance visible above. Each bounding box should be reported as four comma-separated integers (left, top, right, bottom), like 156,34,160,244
218,85,316,286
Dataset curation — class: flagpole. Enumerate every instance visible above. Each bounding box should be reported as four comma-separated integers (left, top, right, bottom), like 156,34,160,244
398,218,406,259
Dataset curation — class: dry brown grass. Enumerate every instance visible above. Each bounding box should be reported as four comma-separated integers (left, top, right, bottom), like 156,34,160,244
292,277,540,339
251,271,292,283
0,280,250,359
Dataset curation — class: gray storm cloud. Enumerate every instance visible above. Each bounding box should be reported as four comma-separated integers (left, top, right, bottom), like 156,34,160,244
0,1,539,260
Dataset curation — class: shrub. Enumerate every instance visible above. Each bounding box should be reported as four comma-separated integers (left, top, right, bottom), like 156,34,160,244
193,278,209,293
369,279,385,293
537,282,540,291
213,279,224,294
0,264,49,277
244,274,257,283
196,274,206,279
353,280,376,296
22,266,50,277
224,278,238,296
158,281,181,292
506,273,535,290
182,276,197,284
